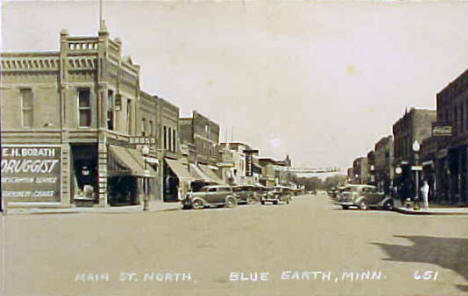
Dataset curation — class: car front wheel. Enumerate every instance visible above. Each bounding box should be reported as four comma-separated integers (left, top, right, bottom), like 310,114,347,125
358,200,368,210
192,199,204,210
342,205,349,210
383,200,394,211
248,196,257,205
225,197,237,208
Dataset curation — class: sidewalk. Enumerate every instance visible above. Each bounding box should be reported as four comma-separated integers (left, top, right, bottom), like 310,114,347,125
393,200,468,215
4,200,182,215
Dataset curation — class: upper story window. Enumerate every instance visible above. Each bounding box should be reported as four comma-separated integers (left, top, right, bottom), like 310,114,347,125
127,99,132,134
21,88,33,128
78,88,91,127
163,126,167,150
107,90,114,130
141,118,146,137
168,127,173,152
460,102,464,133
149,120,153,137
465,100,468,131
172,129,176,152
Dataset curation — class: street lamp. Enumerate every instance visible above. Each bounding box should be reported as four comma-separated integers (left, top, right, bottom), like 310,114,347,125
141,145,150,211
412,140,420,207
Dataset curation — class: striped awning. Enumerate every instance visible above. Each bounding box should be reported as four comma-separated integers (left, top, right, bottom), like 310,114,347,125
165,158,193,182
108,145,157,178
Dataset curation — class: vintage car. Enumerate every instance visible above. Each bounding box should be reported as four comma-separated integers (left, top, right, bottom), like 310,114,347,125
261,186,292,205
338,184,394,210
333,186,348,200
232,185,259,205
182,185,238,209
328,186,345,199
327,187,336,198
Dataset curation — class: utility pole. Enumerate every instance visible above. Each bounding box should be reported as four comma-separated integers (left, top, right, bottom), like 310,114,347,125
99,0,103,27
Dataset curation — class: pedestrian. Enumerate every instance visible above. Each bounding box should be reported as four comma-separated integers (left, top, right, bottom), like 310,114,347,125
177,184,183,201
421,180,430,209
392,185,398,200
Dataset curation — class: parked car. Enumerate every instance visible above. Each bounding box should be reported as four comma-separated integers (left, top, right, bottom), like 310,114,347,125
232,185,259,205
291,188,302,196
252,185,269,199
261,186,292,205
334,186,348,200
338,184,394,210
182,185,238,209
327,187,336,198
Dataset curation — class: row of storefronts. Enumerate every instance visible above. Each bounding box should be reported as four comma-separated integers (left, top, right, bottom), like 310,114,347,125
0,24,294,210
350,67,468,205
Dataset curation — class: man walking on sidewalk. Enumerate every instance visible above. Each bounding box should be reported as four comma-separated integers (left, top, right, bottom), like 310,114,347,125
421,180,430,209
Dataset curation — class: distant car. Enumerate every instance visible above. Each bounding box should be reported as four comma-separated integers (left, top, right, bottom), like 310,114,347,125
182,185,238,209
232,185,259,205
261,186,292,205
291,188,303,196
334,186,348,200
338,184,393,210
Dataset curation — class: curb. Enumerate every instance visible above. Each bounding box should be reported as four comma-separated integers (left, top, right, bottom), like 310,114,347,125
393,207,468,216
3,205,182,216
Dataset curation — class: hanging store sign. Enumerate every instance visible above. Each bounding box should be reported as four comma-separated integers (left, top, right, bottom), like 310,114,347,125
1,145,61,202
432,125,453,137
243,149,259,177
129,136,156,145
245,154,253,177
217,162,234,168
129,136,157,153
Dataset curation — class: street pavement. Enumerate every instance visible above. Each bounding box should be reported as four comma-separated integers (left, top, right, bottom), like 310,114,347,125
1,192,468,296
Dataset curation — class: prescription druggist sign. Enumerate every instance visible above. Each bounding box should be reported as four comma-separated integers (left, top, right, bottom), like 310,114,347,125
1,145,61,202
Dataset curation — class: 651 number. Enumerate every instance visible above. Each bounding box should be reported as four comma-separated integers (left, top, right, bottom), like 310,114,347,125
413,270,439,281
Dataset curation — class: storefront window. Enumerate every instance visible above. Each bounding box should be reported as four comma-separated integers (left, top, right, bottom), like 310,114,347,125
72,145,98,200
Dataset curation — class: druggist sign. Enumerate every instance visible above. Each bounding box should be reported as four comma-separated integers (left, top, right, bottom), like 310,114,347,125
1,145,61,202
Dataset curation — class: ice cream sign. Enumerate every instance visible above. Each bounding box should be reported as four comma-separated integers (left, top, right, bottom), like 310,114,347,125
1,145,61,202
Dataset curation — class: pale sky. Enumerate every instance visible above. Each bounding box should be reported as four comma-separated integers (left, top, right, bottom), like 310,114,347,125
2,0,468,169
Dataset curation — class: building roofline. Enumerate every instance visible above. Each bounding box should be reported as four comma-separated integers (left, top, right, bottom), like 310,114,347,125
437,67,468,96
1,51,60,57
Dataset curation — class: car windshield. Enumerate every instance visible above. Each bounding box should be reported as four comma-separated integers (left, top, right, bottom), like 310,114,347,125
345,187,360,192
362,187,377,193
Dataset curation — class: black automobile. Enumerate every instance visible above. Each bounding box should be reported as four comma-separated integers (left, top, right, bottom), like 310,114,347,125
232,185,259,205
261,186,292,205
182,185,238,209
338,184,394,210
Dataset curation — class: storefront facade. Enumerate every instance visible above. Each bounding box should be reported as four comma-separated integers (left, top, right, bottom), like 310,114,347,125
1,23,157,209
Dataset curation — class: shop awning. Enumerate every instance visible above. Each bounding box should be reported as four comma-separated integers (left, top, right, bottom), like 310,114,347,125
199,164,225,184
108,145,157,178
189,164,212,182
165,158,193,182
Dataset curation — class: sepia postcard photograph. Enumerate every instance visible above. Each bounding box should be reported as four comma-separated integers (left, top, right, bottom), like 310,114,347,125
1,0,468,295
